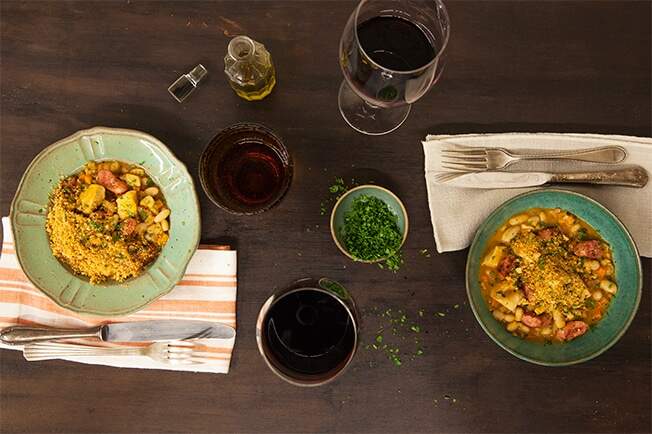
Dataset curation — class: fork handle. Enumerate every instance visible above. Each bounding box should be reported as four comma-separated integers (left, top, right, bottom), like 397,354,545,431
550,166,648,187
23,342,143,361
514,146,627,164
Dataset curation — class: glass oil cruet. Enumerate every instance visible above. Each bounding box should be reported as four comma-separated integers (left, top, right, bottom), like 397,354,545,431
224,35,276,101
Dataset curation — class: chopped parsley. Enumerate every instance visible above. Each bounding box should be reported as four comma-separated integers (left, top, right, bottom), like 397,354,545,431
342,194,404,272
89,220,103,232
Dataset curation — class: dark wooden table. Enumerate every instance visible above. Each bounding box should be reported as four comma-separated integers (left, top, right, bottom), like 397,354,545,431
1,1,650,433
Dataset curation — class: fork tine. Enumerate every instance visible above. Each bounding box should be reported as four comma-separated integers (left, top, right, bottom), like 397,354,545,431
441,148,486,156
441,163,485,171
433,172,465,183
440,160,487,170
167,340,195,347
166,347,194,354
165,352,193,359
441,155,487,163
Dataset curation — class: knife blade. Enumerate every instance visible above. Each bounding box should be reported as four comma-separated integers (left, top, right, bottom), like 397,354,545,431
0,320,235,345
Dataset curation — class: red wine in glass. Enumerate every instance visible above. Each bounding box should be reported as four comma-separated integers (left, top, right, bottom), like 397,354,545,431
338,0,450,135
199,123,292,215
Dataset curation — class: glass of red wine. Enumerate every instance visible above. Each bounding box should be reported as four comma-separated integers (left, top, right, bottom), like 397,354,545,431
339,0,450,135
199,123,292,215
256,278,358,386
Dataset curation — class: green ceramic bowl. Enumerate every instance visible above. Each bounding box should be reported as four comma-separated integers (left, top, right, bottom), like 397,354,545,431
10,127,200,316
466,189,642,365
330,185,408,263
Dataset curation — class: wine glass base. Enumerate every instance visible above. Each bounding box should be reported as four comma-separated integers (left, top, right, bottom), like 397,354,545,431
338,81,411,136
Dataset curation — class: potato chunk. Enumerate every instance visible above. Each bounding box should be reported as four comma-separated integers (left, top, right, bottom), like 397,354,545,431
78,184,105,214
491,290,523,312
482,245,506,268
123,173,141,188
117,190,138,219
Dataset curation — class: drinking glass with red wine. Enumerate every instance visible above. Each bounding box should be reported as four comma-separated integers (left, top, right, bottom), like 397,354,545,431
339,0,450,135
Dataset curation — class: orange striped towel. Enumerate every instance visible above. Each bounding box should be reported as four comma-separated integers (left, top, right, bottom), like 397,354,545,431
0,217,236,373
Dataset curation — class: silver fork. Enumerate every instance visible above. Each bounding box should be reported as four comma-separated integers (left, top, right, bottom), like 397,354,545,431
440,145,627,171
22,341,208,364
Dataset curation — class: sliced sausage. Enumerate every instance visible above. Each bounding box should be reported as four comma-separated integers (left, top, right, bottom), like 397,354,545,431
120,218,137,238
537,227,560,241
539,313,552,328
522,284,535,301
521,312,552,328
521,312,542,328
498,255,517,277
97,169,128,195
572,240,603,259
555,321,589,341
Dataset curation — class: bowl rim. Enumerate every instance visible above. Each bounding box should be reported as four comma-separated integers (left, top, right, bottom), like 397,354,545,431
465,188,642,366
329,184,409,263
9,126,201,316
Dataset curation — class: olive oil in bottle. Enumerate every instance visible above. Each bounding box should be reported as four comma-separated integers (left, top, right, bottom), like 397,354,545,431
224,36,276,101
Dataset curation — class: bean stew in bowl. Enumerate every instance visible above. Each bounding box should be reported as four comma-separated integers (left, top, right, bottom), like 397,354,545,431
480,208,616,343
466,189,641,365
46,160,171,284
10,127,200,316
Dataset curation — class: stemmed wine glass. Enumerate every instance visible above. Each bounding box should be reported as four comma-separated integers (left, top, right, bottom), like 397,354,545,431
338,0,450,135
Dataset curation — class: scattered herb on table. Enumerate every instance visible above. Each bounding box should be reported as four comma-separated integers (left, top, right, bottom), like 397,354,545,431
320,177,356,215
419,248,431,258
364,307,427,367
342,194,403,272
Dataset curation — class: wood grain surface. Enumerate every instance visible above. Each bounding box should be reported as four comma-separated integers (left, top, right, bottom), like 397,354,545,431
1,1,650,433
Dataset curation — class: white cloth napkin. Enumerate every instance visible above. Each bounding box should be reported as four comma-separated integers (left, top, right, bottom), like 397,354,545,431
422,133,652,256
0,217,237,373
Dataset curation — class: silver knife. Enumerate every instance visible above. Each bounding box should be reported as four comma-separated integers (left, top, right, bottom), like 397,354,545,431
440,166,648,189
0,320,235,345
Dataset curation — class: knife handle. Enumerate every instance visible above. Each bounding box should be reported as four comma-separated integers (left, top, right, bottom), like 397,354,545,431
550,166,649,188
0,326,103,345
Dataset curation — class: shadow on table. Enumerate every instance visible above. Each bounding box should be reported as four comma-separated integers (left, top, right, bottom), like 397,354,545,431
79,103,202,175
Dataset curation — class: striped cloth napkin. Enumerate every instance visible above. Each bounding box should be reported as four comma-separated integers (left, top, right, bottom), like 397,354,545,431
0,217,237,374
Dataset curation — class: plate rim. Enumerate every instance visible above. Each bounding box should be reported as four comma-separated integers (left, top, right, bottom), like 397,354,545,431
465,188,642,366
9,126,201,316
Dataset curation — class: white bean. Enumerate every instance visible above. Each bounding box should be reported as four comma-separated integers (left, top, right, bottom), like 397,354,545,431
509,214,528,225
519,324,530,334
592,290,603,301
600,280,617,294
501,226,521,243
586,260,600,271
504,314,515,323
154,208,170,223
541,327,552,336
514,307,523,322
492,310,505,321
527,216,540,226
506,322,519,332
553,310,566,329
144,187,159,196
161,219,169,232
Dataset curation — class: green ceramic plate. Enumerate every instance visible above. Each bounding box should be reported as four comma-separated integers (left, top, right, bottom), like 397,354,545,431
466,189,642,365
330,185,408,262
10,127,200,316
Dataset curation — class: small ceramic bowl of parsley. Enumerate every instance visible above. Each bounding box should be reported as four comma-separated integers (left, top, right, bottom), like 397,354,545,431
330,185,408,270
